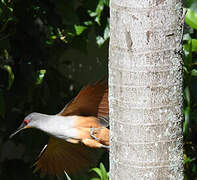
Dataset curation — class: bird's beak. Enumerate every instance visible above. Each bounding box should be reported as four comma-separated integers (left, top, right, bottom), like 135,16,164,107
9,122,28,139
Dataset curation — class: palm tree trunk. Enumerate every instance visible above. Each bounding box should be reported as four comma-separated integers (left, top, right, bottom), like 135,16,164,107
109,0,184,179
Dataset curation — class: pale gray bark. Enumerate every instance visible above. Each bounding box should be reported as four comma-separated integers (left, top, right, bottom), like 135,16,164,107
109,0,184,179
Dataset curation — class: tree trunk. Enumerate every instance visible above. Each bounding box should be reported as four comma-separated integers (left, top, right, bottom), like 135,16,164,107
109,0,184,179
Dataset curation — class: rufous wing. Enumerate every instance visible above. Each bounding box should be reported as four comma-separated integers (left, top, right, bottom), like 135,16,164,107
59,80,108,118
33,137,100,178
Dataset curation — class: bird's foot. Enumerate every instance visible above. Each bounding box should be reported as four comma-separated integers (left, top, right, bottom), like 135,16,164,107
101,144,109,149
90,127,104,141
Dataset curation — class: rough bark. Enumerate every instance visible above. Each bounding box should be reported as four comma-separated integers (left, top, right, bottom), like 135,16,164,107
109,0,184,179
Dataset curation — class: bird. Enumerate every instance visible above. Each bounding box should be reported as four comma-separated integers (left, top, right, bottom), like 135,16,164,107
10,80,109,179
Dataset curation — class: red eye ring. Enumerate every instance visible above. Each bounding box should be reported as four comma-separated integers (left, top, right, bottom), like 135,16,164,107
24,119,30,124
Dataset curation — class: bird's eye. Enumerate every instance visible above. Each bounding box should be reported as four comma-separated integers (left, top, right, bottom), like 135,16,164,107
24,119,30,124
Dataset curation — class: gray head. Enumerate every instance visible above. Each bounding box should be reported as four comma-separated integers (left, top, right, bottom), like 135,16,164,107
9,112,46,138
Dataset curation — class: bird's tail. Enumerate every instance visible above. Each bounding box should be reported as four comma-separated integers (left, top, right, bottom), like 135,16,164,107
33,137,104,179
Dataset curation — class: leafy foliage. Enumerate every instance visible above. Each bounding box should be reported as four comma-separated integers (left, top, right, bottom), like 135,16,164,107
90,163,109,180
0,0,109,179
183,2,197,179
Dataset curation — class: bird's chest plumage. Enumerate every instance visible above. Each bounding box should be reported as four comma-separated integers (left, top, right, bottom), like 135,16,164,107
38,115,79,140
38,115,102,143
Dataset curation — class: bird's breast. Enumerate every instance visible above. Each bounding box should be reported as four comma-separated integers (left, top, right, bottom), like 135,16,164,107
38,115,105,142
39,115,79,140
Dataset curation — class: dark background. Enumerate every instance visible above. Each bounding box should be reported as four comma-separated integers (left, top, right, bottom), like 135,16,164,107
0,0,109,179
0,0,197,179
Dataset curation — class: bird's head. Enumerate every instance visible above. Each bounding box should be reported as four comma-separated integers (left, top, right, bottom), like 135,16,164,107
9,112,42,138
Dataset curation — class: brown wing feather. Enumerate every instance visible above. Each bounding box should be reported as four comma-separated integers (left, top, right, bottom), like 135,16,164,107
33,137,101,177
59,80,108,117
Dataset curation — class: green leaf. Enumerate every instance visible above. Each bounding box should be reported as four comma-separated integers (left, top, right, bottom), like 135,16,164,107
45,40,53,45
88,10,97,17
96,35,105,47
103,0,109,7
51,35,57,40
184,66,189,75
191,69,197,76
3,65,14,90
95,0,105,25
84,21,93,26
184,156,195,163
88,0,106,25
184,106,190,135
104,22,109,40
64,171,71,180
91,163,109,180
184,39,197,52
190,39,197,52
91,168,102,178
185,0,197,13
90,178,100,180
100,163,108,180
184,86,190,106
35,69,46,85
74,25,87,35
183,40,192,68
185,9,197,30
96,19,109,47
183,33,191,41
183,87,191,136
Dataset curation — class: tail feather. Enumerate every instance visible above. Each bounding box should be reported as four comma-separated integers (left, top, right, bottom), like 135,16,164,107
33,137,102,178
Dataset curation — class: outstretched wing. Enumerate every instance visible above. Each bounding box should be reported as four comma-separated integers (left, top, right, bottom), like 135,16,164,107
59,80,108,118
33,137,100,178
33,81,109,177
